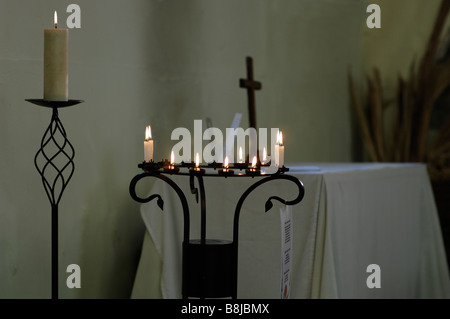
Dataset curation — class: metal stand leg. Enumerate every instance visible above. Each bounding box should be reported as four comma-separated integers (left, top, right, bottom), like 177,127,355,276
52,204,58,299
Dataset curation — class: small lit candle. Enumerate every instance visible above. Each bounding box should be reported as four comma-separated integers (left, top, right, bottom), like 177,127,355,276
44,11,68,101
144,126,154,162
278,131,284,168
223,156,229,172
260,147,269,174
238,147,244,163
164,150,179,173
246,155,260,175
170,151,175,169
262,147,268,165
194,153,200,171
190,152,205,174
219,156,234,176
251,156,257,171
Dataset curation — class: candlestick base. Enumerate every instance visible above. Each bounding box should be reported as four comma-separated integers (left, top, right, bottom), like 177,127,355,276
184,239,233,298
25,98,84,300
129,167,305,299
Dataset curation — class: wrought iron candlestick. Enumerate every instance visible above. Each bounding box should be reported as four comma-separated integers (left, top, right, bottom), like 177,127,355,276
129,161,304,299
26,99,83,299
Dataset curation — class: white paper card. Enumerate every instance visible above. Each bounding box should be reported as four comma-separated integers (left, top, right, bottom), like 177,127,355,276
280,205,292,299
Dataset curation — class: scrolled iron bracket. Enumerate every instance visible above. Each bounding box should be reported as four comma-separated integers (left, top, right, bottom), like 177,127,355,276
129,171,190,242
233,174,305,238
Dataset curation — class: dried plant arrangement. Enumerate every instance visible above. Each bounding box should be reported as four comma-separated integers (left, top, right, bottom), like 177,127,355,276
349,0,450,181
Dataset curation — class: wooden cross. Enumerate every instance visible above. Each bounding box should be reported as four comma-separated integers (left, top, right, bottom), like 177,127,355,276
240,56,261,129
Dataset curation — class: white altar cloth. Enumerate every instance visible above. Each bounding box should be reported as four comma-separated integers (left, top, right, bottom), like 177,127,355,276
131,163,450,299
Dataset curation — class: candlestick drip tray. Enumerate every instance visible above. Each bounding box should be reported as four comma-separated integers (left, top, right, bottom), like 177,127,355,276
25,99,84,108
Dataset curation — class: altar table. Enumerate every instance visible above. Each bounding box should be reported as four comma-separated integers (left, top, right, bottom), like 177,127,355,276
130,163,450,299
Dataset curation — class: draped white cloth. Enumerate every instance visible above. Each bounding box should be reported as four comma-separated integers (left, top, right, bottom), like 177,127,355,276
131,163,450,299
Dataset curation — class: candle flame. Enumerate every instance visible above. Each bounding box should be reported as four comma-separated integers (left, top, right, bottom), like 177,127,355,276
252,156,257,168
195,153,200,168
224,156,229,168
239,147,243,162
263,147,267,161
54,10,58,29
170,151,175,165
145,125,152,140
277,130,283,145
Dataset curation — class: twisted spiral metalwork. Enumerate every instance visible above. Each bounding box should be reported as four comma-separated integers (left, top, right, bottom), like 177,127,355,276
34,108,75,206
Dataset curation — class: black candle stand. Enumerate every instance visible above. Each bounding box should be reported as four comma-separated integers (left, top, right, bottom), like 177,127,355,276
129,161,304,299
26,99,84,299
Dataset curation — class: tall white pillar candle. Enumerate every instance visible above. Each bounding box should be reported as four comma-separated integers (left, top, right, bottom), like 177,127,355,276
144,126,154,162
44,11,68,101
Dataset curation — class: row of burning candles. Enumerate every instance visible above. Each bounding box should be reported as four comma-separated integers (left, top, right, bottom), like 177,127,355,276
143,126,285,175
